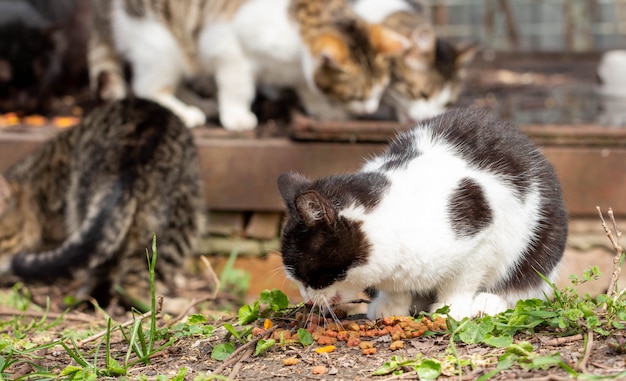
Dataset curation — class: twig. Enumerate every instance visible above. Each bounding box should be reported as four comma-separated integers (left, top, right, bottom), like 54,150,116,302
165,256,220,327
541,333,583,346
210,326,278,376
578,327,594,373
0,307,94,323
596,207,624,301
76,296,163,347
228,346,254,380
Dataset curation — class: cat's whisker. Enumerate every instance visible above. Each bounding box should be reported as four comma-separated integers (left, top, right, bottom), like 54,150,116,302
324,299,345,330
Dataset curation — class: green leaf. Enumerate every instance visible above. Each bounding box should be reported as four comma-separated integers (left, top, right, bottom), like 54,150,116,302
483,334,513,348
224,324,240,339
415,359,441,380
297,328,313,346
254,339,275,356
106,356,127,376
238,301,260,325
60,365,84,376
526,354,564,371
211,343,235,361
188,314,207,324
506,342,533,357
476,355,516,381
373,358,401,376
458,319,493,344
260,289,289,311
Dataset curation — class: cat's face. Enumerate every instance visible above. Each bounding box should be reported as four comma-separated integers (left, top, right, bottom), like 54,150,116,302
307,23,408,115
386,38,477,122
277,172,371,306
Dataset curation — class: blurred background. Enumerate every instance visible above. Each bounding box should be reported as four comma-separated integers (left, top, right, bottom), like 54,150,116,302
0,0,625,301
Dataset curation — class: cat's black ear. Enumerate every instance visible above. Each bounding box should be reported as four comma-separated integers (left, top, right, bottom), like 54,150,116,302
277,171,311,204
295,191,335,227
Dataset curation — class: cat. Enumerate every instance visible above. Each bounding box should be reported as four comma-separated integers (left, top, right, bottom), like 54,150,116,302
351,0,477,122
0,98,205,310
88,0,409,130
277,108,568,320
0,0,64,113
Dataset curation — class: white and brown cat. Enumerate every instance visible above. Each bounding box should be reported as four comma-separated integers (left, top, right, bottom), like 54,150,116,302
278,108,568,320
89,0,409,130
352,0,477,122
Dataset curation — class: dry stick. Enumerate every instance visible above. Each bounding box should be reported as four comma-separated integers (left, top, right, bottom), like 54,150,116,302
541,333,584,346
228,346,254,380
0,307,94,323
578,327,594,373
165,256,221,327
76,296,163,348
210,326,278,376
596,206,624,301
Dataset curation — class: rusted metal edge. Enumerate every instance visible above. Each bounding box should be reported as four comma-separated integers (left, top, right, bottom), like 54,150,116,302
289,114,626,147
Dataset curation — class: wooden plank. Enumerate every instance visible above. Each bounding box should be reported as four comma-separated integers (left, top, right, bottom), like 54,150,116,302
206,211,245,237
245,212,283,240
1,125,626,217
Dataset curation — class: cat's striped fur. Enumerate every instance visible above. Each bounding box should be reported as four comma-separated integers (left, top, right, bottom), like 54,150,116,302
0,98,205,310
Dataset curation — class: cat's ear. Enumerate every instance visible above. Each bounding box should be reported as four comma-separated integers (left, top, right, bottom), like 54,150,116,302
368,24,410,57
295,191,335,227
403,24,436,71
278,171,311,204
411,24,436,54
0,175,13,215
455,41,479,67
312,34,349,70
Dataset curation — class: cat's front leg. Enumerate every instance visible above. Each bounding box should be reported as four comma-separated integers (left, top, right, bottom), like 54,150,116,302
214,53,258,131
368,290,412,319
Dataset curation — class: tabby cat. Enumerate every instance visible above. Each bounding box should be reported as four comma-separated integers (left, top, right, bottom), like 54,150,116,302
352,0,477,121
88,0,409,130
278,108,568,320
0,98,205,310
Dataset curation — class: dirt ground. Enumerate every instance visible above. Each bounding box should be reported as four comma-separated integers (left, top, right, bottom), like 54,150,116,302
1,277,626,381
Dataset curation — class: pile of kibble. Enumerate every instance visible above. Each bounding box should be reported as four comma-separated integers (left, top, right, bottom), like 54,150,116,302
255,314,447,356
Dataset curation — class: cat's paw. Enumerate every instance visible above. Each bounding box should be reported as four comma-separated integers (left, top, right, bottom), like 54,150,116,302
97,71,127,101
470,293,508,317
220,109,258,131
367,291,412,319
178,105,207,128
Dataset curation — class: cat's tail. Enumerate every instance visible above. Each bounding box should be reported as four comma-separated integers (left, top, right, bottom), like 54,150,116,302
11,182,136,282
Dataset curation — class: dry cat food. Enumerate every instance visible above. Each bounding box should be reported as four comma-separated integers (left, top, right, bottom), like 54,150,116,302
262,314,447,357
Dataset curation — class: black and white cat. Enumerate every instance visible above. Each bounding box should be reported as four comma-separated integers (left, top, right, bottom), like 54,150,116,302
278,108,568,320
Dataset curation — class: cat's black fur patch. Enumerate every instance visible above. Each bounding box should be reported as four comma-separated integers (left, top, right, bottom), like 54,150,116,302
278,171,389,290
431,108,536,200
380,131,421,171
448,177,492,237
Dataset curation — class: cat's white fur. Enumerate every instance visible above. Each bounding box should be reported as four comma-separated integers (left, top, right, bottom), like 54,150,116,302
297,124,556,320
110,0,388,129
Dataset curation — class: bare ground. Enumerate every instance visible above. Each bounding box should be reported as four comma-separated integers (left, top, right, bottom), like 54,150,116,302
2,279,626,381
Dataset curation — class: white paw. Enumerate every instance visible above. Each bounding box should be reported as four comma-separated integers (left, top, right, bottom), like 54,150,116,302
220,109,258,131
179,105,206,128
470,293,509,317
367,292,411,319
97,71,127,101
